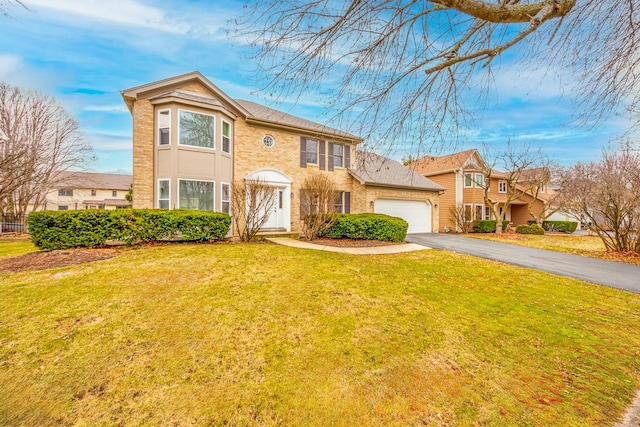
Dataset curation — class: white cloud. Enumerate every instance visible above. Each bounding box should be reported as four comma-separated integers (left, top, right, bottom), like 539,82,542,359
0,54,22,79
84,104,129,113
24,0,189,33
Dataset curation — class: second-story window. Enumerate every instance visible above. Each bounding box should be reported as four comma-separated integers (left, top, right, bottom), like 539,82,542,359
58,189,73,196
91,189,97,196
474,173,484,188
332,144,344,168
222,120,231,153
158,109,170,146
464,173,473,188
112,190,117,197
498,180,507,193
179,110,215,149
306,139,318,165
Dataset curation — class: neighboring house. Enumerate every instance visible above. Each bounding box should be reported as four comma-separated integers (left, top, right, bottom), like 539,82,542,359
32,171,132,211
410,149,547,232
121,71,443,235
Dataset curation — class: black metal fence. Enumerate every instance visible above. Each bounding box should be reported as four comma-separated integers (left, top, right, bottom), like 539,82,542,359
0,214,28,233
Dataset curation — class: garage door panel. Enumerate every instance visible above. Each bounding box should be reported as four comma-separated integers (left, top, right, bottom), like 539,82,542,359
374,199,431,233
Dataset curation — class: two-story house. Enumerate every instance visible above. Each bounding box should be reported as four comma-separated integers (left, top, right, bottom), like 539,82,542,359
33,171,132,211
121,72,444,235
410,149,546,232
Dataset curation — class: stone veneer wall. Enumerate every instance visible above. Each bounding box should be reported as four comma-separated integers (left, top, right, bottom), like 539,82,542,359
132,99,154,209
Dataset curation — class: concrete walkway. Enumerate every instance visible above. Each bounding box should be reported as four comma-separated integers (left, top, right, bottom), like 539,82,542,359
265,238,429,255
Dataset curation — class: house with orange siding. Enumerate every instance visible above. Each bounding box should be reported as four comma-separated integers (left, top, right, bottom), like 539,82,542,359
410,149,547,232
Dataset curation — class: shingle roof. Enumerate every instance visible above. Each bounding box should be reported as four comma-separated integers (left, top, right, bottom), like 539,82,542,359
410,149,480,175
57,171,132,190
349,152,445,192
235,99,361,141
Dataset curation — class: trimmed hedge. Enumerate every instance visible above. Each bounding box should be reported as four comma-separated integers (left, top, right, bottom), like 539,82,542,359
543,220,577,233
473,220,509,233
324,213,408,242
516,224,545,235
527,220,578,233
28,209,231,251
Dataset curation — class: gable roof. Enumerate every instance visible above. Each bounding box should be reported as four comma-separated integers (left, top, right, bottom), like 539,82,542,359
121,71,362,143
57,171,132,190
349,152,445,192
410,149,482,175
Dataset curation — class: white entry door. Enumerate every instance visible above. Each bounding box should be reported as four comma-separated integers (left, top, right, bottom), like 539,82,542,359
374,199,432,233
263,188,286,229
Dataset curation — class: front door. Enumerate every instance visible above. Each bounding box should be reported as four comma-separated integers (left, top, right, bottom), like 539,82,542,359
263,188,285,229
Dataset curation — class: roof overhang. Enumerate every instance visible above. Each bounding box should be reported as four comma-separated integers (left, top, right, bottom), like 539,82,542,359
120,71,250,118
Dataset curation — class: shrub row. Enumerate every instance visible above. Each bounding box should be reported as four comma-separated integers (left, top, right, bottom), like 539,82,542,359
324,213,408,242
28,209,231,251
516,224,545,235
543,220,578,233
473,220,509,233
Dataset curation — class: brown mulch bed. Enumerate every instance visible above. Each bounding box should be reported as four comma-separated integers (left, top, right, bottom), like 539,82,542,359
305,238,402,248
0,248,120,273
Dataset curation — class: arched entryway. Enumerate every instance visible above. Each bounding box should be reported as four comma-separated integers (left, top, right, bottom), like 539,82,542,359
246,169,292,231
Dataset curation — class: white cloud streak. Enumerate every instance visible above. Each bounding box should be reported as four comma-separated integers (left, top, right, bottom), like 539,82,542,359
23,0,189,33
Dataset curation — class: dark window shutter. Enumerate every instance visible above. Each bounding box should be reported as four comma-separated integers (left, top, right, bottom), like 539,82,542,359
328,142,334,171
300,137,307,168
344,192,350,213
319,140,326,170
345,145,351,168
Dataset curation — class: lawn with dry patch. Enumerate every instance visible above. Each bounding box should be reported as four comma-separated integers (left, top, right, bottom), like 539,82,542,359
1,242,639,426
468,233,640,265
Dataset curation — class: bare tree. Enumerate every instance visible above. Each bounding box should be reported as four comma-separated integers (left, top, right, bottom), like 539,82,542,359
0,0,27,17
449,203,472,233
300,173,338,240
0,82,93,216
231,178,277,242
236,1,638,150
520,166,562,225
480,143,549,234
556,147,640,253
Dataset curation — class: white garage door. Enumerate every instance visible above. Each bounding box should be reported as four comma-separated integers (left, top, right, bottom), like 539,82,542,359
374,199,432,233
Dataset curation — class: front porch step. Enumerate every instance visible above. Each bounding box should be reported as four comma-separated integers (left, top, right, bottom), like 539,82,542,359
252,230,300,242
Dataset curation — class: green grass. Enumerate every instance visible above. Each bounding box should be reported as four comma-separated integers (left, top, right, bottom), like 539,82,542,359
1,242,639,426
0,237,37,258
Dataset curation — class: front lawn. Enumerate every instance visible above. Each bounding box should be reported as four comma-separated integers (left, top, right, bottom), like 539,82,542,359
468,233,640,265
1,243,639,426
0,236,37,258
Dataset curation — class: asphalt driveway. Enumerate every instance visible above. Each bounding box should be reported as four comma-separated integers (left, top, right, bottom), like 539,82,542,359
406,233,640,294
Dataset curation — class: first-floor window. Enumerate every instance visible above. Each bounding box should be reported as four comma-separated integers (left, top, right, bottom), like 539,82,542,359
464,204,472,221
221,182,231,215
333,192,344,213
179,179,214,211
58,205,68,211
475,204,484,220
158,179,170,209
485,206,491,220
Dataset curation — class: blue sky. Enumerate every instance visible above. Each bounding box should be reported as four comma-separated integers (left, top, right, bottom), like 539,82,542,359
0,0,632,173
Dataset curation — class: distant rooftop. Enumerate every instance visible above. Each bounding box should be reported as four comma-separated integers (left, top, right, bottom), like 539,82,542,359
57,171,132,190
